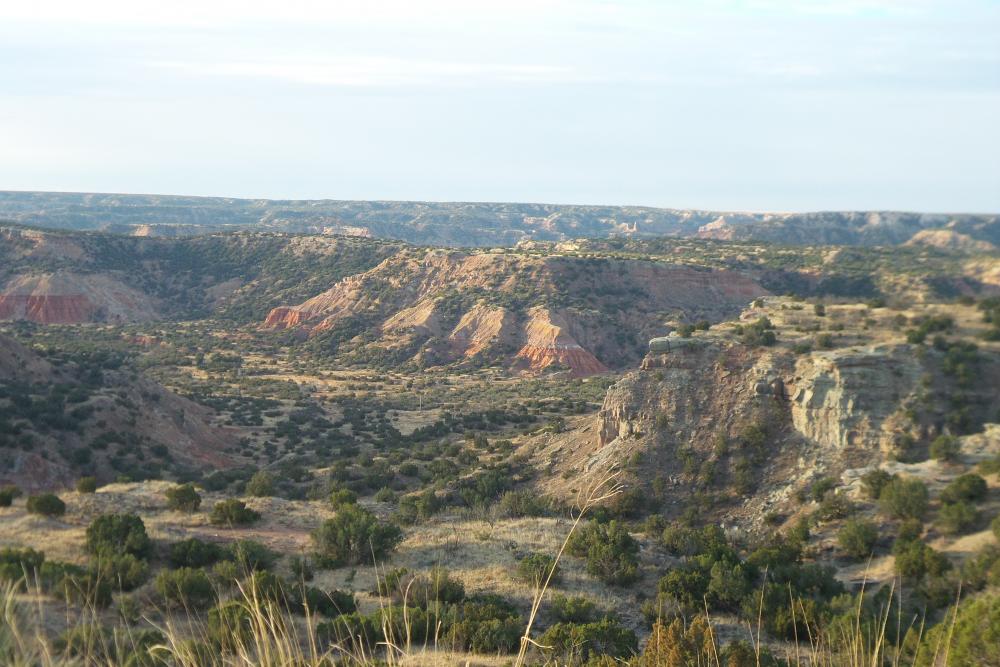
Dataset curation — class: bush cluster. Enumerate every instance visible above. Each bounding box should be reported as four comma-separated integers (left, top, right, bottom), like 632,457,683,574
311,505,402,567
26,493,65,517
210,499,261,526
567,521,640,586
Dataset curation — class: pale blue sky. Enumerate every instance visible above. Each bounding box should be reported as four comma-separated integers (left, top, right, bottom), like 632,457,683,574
1,0,998,211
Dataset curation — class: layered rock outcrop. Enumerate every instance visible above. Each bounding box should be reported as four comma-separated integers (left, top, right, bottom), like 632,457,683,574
534,305,967,525
514,307,608,376
0,272,159,324
262,248,768,375
790,345,921,455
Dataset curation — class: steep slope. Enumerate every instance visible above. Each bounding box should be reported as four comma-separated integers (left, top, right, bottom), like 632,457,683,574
263,248,768,375
530,297,1000,528
696,210,1000,247
0,272,160,324
0,333,241,491
3,190,998,247
0,225,400,324
905,229,998,253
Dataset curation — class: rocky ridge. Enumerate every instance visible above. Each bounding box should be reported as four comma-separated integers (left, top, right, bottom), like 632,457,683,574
3,190,998,248
531,297,1000,529
263,248,767,375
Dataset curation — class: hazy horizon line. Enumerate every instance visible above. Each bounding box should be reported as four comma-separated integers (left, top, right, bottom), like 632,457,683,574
3,188,997,218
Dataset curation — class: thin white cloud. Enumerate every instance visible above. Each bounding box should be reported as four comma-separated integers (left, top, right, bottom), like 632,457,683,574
716,0,936,17
151,56,577,87
0,0,577,27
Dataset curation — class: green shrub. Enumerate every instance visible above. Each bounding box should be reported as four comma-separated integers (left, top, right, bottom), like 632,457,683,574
550,594,597,623
228,539,278,572
738,318,777,347
395,489,442,522
940,473,988,504
210,560,240,589
168,538,226,568
899,516,923,539
815,492,854,521
301,586,356,617
443,594,521,653
860,469,895,500
0,547,45,588
26,493,65,517
244,570,288,604
408,567,466,608
894,541,950,580
210,499,261,526
316,612,381,652
912,592,1000,667
0,485,20,507
53,571,113,608
929,435,961,462
498,489,548,518
837,519,879,559
91,552,148,591
516,553,559,586
155,567,215,609
312,505,402,567
117,594,142,624
76,477,98,493
165,483,202,512
878,478,928,520
567,521,639,586
539,618,637,664
815,333,834,349
721,640,780,666
207,601,255,652
329,488,358,509
660,522,710,557
809,476,838,502
937,501,979,535
85,513,152,558
373,487,397,503
289,555,314,582
244,471,275,497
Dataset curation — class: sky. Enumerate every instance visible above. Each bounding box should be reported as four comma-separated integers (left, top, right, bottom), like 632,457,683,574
1,0,998,212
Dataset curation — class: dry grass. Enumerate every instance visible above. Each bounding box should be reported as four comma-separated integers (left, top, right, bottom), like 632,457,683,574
0,565,970,667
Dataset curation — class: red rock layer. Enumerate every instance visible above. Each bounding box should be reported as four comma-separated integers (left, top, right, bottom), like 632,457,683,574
515,343,608,377
0,294,96,324
263,306,310,329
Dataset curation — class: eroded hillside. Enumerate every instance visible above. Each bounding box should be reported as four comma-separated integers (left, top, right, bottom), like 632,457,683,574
2,224,1000,665
0,226,400,323
0,332,242,491
532,297,1000,535
263,248,766,374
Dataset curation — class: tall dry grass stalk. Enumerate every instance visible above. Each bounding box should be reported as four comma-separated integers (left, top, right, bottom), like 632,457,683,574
514,469,625,667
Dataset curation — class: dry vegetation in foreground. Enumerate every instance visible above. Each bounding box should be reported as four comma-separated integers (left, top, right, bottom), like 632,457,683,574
0,473,995,666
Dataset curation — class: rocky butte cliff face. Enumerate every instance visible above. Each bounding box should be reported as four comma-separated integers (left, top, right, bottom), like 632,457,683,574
531,299,991,526
262,249,768,375
789,345,922,454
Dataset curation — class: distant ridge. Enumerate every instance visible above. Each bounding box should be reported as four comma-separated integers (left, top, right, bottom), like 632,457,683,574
1,190,998,248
